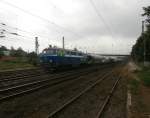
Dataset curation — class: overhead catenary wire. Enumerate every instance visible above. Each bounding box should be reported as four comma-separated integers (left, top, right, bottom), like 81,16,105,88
0,29,41,47
89,0,125,54
101,0,121,47
0,23,43,38
0,0,109,52
136,0,144,21
1,35,34,44
0,27,34,39
0,22,60,43
89,0,115,40
0,36,35,51
0,0,83,38
1,35,35,50
0,0,125,54
0,26,74,51
48,0,65,14
0,22,85,51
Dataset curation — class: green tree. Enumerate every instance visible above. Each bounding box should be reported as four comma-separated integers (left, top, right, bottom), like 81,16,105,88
131,6,150,62
10,47,27,57
10,46,16,56
0,46,8,51
142,6,150,24
0,46,8,58
27,52,38,65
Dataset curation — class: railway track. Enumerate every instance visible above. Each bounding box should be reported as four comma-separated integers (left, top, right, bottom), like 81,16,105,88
0,66,97,82
46,69,121,118
0,63,116,81
0,63,125,118
0,68,41,76
0,65,107,102
0,65,101,88
95,76,121,118
0,68,47,81
0,64,115,89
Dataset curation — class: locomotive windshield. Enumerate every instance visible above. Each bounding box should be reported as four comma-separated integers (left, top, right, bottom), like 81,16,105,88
43,49,57,55
42,48,85,57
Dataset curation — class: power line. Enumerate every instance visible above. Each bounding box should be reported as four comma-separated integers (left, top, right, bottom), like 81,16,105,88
48,1,65,14
0,30,40,47
0,25,63,50
0,22,49,39
89,0,115,39
0,22,85,51
0,34,35,45
0,0,83,38
0,32,34,44
0,26,33,39
0,35,5,38
0,22,63,43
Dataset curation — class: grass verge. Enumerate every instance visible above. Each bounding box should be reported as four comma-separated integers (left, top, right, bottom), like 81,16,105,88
129,79,140,95
0,58,35,71
138,67,150,87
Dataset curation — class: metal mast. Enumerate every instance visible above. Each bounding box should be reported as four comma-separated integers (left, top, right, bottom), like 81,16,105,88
62,36,65,49
35,37,39,55
142,21,146,66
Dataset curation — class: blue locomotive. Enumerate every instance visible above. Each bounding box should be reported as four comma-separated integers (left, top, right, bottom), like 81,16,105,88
39,47,88,69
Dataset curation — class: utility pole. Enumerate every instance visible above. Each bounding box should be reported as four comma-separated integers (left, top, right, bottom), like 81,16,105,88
62,36,65,49
142,21,146,66
142,21,145,34
35,37,39,55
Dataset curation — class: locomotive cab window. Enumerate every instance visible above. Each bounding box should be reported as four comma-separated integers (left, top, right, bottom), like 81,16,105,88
66,51,70,55
47,49,56,55
78,52,82,56
71,51,76,55
43,50,46,54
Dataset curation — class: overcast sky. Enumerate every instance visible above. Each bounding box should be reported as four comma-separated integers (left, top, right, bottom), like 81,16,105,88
0,0,150,54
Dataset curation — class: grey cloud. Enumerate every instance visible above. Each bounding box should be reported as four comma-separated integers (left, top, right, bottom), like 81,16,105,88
0,0,150,54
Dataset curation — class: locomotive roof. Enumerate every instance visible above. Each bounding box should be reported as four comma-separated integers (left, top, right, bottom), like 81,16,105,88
43,47,83,53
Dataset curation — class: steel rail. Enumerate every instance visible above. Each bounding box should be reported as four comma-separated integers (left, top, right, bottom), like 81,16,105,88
0,63,115,82
0,66,99,89
0,66,97,82
0,69,46,80
0,68,41,76
95,76,121,118
0,68,94,92
0,67,100,102
0,66,93,84
46,71,113,118
0,72,47,82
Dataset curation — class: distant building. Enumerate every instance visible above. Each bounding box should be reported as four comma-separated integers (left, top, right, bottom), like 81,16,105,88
3,51,10,56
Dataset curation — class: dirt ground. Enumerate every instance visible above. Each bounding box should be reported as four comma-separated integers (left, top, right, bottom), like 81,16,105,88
125,62,150,118
131,84,150,118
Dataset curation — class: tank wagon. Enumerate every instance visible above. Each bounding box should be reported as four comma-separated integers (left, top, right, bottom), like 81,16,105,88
39,47,88,69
